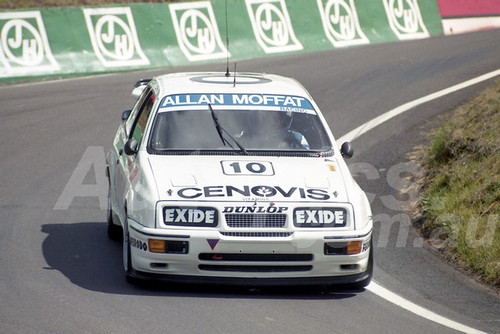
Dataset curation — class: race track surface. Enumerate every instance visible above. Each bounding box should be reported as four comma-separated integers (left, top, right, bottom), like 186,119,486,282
1,29,499,333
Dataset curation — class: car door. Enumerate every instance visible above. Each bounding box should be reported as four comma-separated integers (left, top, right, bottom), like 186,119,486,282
113,86,156,225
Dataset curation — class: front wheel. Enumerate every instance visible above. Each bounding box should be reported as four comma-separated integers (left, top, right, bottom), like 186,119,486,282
123,224,141,284
123,223,132,275
107,184,122,240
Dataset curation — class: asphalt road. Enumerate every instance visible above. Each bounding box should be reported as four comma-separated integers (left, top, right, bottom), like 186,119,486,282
1,29,499,333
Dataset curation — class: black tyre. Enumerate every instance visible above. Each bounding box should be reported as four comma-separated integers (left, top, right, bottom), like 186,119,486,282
123,224,142,284
123,223,132,275
107,186,122,241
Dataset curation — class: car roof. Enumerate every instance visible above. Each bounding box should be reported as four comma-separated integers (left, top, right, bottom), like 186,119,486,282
153,72,313,99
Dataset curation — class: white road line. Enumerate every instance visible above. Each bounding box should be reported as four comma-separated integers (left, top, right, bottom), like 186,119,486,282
337,69,500,144
367,282,487,334
339,71,500,333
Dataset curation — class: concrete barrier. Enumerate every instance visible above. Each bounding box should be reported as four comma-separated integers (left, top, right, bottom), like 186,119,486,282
437,0,500,35
0,0,444,83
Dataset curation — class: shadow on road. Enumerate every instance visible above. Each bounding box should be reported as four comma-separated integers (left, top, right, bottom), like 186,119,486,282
41,222,362,300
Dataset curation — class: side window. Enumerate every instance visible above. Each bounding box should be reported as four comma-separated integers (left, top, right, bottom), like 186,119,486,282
129,90,155,145
125,86,150,135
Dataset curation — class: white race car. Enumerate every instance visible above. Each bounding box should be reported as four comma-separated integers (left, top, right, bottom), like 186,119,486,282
106,72,373,287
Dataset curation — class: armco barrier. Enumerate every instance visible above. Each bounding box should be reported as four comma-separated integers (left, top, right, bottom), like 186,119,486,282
0,0,443,83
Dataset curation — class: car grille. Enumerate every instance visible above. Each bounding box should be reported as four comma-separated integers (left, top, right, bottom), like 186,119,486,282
220,232,293,238
225,214,286,228
199,253,313,261
198,253,313,272
198,265,312,273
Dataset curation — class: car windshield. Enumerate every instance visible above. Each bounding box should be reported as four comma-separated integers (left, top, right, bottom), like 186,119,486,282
148,93,333,154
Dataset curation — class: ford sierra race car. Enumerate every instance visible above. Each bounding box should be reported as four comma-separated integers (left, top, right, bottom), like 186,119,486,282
106,72,373,287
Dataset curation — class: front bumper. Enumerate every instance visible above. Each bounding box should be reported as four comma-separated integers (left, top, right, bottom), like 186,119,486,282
127,219,372,285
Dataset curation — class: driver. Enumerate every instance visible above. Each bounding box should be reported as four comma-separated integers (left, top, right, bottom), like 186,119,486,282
270,111,309,149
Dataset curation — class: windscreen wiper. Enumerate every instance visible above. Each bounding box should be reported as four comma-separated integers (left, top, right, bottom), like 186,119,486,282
209,104,248,155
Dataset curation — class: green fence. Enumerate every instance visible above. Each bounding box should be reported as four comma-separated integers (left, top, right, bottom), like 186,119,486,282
0,0,443,83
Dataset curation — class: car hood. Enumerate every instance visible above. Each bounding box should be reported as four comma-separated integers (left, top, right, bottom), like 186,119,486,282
148,155,350,203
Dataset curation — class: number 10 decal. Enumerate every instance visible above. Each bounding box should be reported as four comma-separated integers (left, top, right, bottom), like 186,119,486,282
221,161,275,176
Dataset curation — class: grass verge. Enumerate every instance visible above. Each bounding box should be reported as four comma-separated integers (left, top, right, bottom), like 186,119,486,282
415,80,500,288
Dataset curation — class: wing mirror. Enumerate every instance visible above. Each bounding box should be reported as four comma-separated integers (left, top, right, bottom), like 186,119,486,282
121,109,131,121
131,86,146,99
131,79,151,99
340,142,354,158
124,139,138,155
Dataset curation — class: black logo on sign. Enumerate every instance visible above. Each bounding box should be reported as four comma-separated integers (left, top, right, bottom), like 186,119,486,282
130,237,148,251
177,185,330,201
293,208,347,227
163,206,218,227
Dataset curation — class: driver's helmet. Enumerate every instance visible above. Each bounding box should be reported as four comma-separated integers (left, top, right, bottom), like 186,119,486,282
275,111,293,130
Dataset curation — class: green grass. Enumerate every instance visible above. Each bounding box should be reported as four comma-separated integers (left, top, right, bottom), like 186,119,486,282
419,81,500,287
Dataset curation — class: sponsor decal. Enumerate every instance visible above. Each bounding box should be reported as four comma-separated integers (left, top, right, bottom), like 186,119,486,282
316,0,369,47
130,237,148,251
0,11,59,77
169,2,228,61
383,0,429,40
245,0,303,53
294,207,347,227
222,206,287,214
324,158,337,172
177,185,330,201
83,7,149,67
159,93,315,114
221,161,275,176
126,156,139,183
163,206,218,227
207,239,219,250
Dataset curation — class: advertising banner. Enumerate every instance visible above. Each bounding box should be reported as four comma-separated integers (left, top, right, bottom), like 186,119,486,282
0,0,443,82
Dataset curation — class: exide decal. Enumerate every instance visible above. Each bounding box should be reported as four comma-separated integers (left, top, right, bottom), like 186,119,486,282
177,185,330,200
163,206,218,227
293,208,347,227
